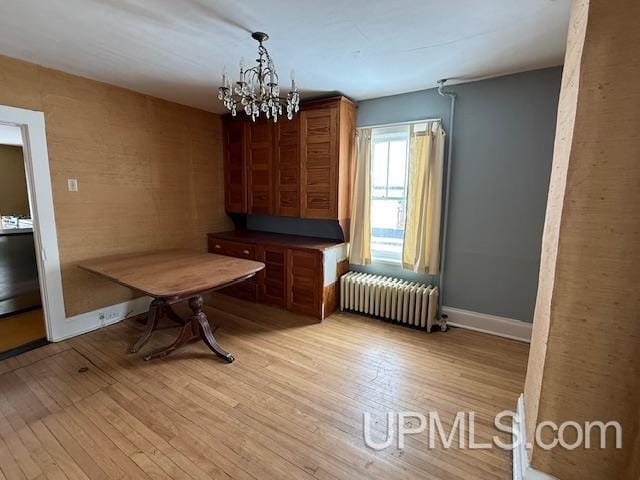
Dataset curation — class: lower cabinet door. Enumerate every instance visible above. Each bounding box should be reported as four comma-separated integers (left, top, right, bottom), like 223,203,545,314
287,249,322,318
258,246,288,307
208,236,326,318
226,279,258,302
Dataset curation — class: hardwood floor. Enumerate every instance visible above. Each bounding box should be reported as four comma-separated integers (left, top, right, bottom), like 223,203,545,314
0,294,529,480
0,308,46,354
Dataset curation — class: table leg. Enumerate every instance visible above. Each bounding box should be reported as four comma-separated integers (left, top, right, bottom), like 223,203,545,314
192,297,235,363
143,295,235,363
130,298,162,353
143,318,199,361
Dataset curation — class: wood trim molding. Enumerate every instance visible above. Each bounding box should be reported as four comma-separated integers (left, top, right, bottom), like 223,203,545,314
301,95,357,110
442,306,532,342
55,296,152,342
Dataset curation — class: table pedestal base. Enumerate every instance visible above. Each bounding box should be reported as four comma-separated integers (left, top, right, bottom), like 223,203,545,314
131,295,234,363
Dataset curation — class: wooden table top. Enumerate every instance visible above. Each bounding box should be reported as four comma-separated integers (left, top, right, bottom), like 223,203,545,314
79,249,264,298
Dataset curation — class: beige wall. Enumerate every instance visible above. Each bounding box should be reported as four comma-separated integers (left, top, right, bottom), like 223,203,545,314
0,145,30,216
524,0,588,451
0,54,233,317
524,0,640,478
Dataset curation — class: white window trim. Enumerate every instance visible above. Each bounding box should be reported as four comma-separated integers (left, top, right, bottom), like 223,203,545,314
371,256,403,267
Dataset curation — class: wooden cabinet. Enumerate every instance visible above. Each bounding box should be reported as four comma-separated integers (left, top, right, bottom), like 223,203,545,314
207,237,258,301
221,96,356,240
246,120,274,215
223,120,247,213
258,245,288,307
300,106,338,218
298,97,356,226
208,231,348,319
274,117,300,217
287,249,322,317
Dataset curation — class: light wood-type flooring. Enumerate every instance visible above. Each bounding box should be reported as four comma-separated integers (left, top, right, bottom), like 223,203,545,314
0,294,529,480
0,307,46,354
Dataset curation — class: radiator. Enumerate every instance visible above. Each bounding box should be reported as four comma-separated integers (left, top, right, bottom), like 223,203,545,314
340,272,439,332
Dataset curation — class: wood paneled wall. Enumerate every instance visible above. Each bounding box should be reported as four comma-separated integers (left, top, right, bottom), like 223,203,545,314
0,54,232,317
524,0,640,478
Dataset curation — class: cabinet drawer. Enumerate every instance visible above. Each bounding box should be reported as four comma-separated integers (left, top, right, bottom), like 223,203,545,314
208,238,256,260
208,237,258,301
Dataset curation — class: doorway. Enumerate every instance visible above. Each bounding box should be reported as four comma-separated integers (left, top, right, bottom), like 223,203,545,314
0,125,47,358
0,105,66,353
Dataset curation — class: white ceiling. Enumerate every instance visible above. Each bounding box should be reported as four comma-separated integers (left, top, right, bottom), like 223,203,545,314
0,0,570,113
0,125,23,146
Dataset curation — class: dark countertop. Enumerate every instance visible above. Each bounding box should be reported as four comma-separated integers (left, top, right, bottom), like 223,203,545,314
0,228,34,237
208,230,346,252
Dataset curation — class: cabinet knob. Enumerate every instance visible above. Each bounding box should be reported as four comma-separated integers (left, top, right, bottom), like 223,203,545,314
214,244,221,249
242,249,250,256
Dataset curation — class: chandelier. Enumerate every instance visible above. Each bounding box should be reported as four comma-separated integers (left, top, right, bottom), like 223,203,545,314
218,32,300,122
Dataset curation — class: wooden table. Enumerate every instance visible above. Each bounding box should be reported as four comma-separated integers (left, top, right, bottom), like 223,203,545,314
79,249,264,362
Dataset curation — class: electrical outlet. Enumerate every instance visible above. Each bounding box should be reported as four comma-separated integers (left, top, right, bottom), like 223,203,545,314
67,178,78,192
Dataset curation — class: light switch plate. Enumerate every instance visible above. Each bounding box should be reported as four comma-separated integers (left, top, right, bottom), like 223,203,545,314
67,178,78,192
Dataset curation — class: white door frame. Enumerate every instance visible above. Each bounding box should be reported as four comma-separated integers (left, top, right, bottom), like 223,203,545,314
0,105,66,341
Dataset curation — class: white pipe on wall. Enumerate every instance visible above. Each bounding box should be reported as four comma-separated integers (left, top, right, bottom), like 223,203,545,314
436,79,457,330
357,118,442,130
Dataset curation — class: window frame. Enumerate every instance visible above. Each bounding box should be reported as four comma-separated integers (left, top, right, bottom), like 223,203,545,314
369,126,411,266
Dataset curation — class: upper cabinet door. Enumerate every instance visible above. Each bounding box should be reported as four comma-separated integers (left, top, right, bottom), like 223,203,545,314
223,120,247,213
275,117,301,217
300,107,338,219
246,120,274,215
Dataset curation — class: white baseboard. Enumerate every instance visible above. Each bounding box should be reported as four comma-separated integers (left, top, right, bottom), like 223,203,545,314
52,296,152,342
513,394,557,480
441,306,532,343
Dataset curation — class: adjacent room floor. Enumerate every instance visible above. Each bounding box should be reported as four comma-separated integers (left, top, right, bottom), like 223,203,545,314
0,307,46,353
0,294,529,480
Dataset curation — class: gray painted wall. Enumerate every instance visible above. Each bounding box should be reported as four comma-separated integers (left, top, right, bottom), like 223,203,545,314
244,67,562,322
356,67,562,322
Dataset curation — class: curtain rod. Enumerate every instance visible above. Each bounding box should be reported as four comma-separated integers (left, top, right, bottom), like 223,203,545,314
356,118,441,130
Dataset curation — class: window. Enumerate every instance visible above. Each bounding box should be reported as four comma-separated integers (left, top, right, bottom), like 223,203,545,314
370,125,409,263
369,122,428,264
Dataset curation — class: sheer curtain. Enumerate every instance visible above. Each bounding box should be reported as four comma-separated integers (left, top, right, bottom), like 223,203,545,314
349,128,372,265
402,121,445,274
